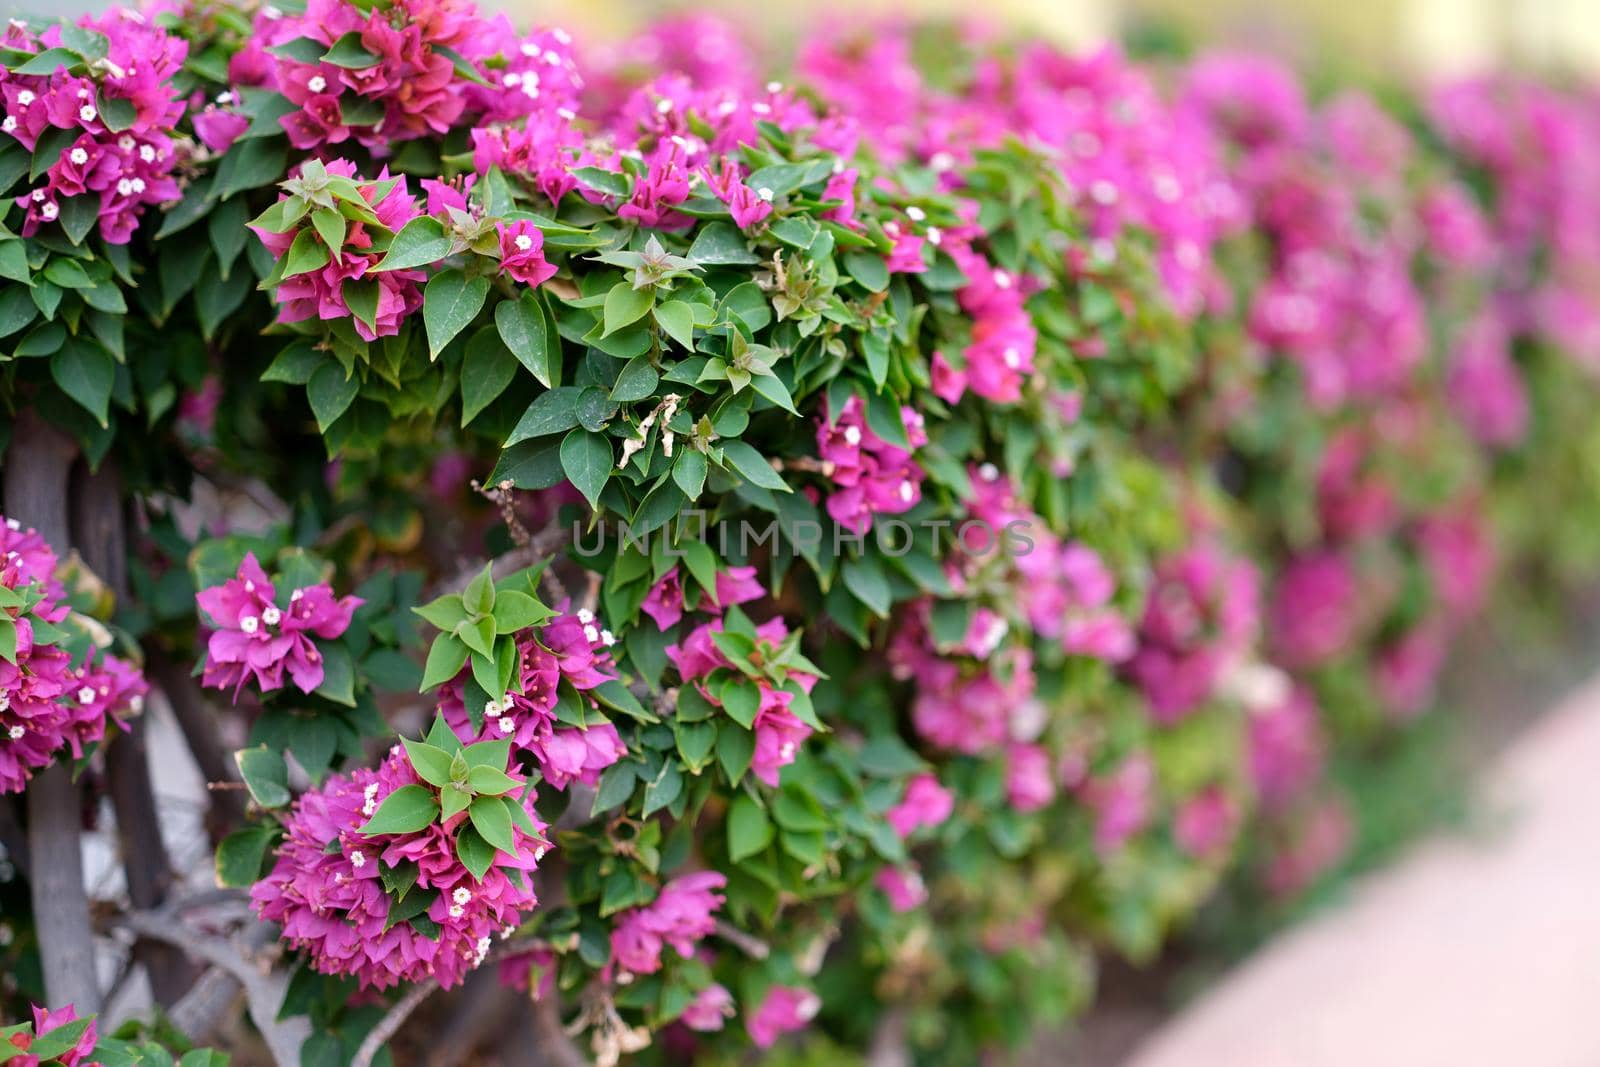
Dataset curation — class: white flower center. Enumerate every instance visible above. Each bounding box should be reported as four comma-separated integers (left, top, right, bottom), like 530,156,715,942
498,716,515,734
17,90,34,106
350,850,366,868
8,725,24,739
139,145,155,162
78,105,96,122
70,148,88,165
842,425,861,446
39,202,56,220
240,616,259,634
262,606,281,626
514,234,533,251
78,687,96,705
307,75,327,93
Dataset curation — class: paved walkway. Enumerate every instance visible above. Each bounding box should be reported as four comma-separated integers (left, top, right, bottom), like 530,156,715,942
1127,672,1600,1067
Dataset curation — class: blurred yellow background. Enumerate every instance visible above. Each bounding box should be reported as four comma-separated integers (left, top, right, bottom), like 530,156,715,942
491,0,1600,74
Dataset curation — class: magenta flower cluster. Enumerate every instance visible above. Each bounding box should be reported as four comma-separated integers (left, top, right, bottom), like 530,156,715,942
437,607,627,789
1,516,146,795
3,11,187,243
814,395,928,535
667,615,817,787
608,870,727,978
251,744,548,990
195,552,361,700
4,1003,98,1066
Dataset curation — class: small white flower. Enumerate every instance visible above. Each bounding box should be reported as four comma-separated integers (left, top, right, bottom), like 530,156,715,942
842,425,862,446
129,694,144,714
453,886,472,905
307,75,327,94
533,844,548,861
906,206,926,222
138,145,156,164
116,178,134,196
582,624,599,643
484,698,502,718
751,102,771,116
78,687,96,705
39,202,56,221
8,725,24,740
993,270,1012,289
500,924,515,940
552,27,571,44
779,741,796,760
120,135,137,151
717,99,738,117
521,82,539,99
240,616,259,634
979,462,1000,481
30,189,44,202
1,116,15,133
520,42,541,58
215,90,235,105
244,580,255,593
757,187,773,202
514,234,533,252
600,629,616,647
448,904,465,919
498,716,516,734
262,4,283,16
557,107,576,121
927,226,943,246
474,936,492,962
262,606,281,626
290,588,304,602
766,80,783,94
797,993,822,1021
16,90,34,107
1003,347,1021,369
544,53,561,67
656,98,673,114
930,151,956,172
350,850,366,868
504,72,522,87
78,104,96,123
577,608,595,624
1089,179,1118,206
898,481,915,503
69,147,89,165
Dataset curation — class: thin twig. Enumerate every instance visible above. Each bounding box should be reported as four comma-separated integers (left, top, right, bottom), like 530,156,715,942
713,919,771,960
352,976,439,1067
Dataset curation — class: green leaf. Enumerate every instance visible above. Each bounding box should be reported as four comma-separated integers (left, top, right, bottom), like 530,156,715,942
10,48,82,76
50,336,114,426
404,738,456,788
374,215,452,271
311,206,347,257
307,361,359,433
468,793,517,853
716,725,755,785
213,135,286,200
688,221,760,266
490,589,545,633
844,250,889,292
420,633,469,690
602,282,654,336
720,439,790,492
235,745,291,808
653,299,697,350
727,794,773,861
455,825,496,881
495,289,556,387
342,277,380,334
460,327,519,426
609,356,659,403
643,761,683,816
424,269,490,359
572,166,631,199
750,372,798,414
673,450,707,500
215,824,279,888
591,678,658,723
842,555,892,617
719,677,759,728
675,721,717,771
282,229,329,278
506,385,581,444
313,641,356,706
360,784,440,835
560,429,612,508
28,1017,94,1060
591,762,637,816
414,593,469,632
465,763,518,796
262,342,324,384
321,31,381,68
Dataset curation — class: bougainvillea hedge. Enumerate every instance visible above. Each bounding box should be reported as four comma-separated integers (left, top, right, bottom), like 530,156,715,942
3,3,1599,1064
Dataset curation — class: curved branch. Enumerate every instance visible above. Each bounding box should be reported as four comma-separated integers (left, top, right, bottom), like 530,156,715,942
352,976,439,1067
116,910,308,1067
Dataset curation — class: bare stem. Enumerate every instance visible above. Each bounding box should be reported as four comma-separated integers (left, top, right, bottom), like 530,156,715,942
352,976,439,1067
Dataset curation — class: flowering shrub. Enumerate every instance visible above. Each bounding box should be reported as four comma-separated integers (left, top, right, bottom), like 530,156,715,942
5,3,1600,1065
